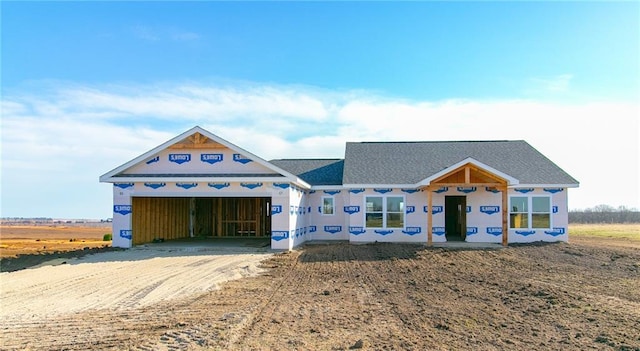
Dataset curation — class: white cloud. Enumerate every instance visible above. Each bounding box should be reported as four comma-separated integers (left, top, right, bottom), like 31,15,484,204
1,81,638,218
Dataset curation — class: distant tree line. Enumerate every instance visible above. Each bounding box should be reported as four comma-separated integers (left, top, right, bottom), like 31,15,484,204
569,205,640,224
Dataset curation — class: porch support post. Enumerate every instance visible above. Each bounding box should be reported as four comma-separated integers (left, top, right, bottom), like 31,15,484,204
427,186,433,246
501,187,508,246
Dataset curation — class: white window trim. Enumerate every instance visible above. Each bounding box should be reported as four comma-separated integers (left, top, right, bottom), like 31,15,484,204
321,196,335,216
509,195,552,230
364,195,405,229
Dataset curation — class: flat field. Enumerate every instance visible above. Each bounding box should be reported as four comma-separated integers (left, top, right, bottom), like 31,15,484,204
0,224,638,350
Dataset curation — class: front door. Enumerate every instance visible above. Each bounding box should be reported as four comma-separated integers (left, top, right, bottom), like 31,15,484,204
445,196,467,241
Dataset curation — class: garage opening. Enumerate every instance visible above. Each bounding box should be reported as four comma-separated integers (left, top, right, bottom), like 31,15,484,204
194,197,271,238
132,197,271,245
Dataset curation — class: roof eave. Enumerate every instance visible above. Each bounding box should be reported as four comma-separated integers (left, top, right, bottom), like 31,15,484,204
510,183,579,189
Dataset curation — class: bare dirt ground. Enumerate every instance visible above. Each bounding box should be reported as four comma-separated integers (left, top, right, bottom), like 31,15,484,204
1,230,639,350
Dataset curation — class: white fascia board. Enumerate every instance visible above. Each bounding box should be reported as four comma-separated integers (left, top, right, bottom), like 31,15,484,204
311,185,346,190
509,184,579,189
418,157,519,186
342,184,417,189
131,191,273,198
99,126,307,187
103,176,292,183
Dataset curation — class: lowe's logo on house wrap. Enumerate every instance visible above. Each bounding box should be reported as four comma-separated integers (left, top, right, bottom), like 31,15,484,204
401,189,419,194
553,206,558,213
480,206,500,215
273,183,289,189
349,226,366,235
486,227,503,236
374,188,392,194
349,188,365,194
114,205,132,215
344,206,360,214
169,154,191,164
515,188,534,194
176,183,198,189
271,231,289,241
324,226,342,234
114,183,134,189
402,227,421,236
432,227,446,236
146,156,159,165
208,182,230,189
423,206,443,214
201,153,223,164
543,188,564,194
308,226,317,233
240,182,262,189
119,230,132,240
466,227,478,236
233,154,252,164
324,190,341,195
374,229,394,236
457,187,477,194
466,206,472,213
544,228,566,236
515,230,536,236
434,187,448,193
144,182,166,189
485,187,500,193
406,206,415,214
271,205,283,215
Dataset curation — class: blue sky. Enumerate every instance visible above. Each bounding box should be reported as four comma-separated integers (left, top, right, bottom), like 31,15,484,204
1,1,638,219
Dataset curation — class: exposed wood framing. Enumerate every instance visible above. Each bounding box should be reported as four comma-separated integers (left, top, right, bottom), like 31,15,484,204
501,186,508,246
169,132,227,149
132,197,190,245
427,186,433,246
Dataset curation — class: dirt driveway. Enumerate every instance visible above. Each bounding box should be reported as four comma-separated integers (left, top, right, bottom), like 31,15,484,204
1,237,639,351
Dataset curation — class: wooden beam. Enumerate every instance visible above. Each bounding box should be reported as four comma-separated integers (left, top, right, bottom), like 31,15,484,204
465,166,471,184
502,186,508,246
427,186,433,246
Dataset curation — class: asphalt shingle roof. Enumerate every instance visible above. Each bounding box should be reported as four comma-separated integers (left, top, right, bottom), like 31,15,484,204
270,159,344,186
270,141,578,186
342,140,578,185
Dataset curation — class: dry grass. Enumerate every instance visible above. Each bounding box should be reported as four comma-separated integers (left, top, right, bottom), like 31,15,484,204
569,223,640,240
0,225,111,259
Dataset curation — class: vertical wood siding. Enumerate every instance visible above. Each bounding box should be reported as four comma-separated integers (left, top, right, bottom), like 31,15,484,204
132,197,190,245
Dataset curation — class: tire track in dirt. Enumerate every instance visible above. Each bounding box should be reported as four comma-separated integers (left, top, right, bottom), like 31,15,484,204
0,248,274,350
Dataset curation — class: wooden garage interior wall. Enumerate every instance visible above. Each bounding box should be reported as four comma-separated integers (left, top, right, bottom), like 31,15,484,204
132,197,190,245
132,197,271,245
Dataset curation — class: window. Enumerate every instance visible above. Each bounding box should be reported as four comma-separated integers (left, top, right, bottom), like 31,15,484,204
322,197,334,215
365,196,404,228
510,196,551,229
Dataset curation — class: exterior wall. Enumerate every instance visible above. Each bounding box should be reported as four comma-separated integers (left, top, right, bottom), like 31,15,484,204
308,190,350,241
112,183,134,248
508,187,569,244
431,186,504,244
270,184,313,250
345,188,427,243
270,184,292,250
124,148,274,175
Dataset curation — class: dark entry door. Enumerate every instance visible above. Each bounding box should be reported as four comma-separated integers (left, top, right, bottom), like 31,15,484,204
445,196,467,241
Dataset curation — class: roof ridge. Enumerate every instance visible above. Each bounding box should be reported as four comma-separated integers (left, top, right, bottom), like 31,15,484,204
350,140,520,144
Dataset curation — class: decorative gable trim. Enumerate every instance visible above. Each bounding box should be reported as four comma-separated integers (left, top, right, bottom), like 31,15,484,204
99,126,310,188
418,157,519,187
